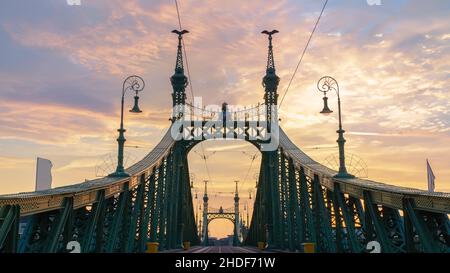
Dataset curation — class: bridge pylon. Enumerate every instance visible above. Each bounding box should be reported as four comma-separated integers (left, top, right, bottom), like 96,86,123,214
201,180,209,246
233,181,240,246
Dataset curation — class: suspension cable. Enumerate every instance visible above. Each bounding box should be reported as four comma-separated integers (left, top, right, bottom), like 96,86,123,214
278,0,329,109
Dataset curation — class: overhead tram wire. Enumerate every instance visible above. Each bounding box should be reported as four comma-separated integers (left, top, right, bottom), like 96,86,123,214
239,152,258,197
278,0,329,109
175,0,194,102
174,0,212,183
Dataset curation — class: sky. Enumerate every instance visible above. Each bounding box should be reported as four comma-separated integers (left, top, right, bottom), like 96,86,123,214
0,0,449,238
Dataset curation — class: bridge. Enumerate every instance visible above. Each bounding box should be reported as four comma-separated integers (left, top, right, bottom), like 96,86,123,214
0,29,449,254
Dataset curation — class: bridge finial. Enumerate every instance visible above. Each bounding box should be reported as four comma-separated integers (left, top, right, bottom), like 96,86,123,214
171,29,189,73
262,30,279,72
170,30,189,117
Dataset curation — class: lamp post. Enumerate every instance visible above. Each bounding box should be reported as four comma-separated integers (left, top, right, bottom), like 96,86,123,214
109,75,145,177
316,76,354,179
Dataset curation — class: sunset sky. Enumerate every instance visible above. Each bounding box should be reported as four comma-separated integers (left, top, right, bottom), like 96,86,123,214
0,0,449,238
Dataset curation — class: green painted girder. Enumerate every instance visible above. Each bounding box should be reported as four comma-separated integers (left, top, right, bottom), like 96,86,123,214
347,197,366,248
264,151,282,248
18,215,37,253
0,204,20,253
164,144,186,249
286,157,299,250
437,214,450,249
44,197,73,253
125,178,145,252
265,154,274,245
261,153,275,246
333,184,360,253
159,156,173,249
155,159,167,246
139,170,155,252
119,185,134,252
95,195,110,252
172,146,184,248
183,156,199,245
274,151,283,248
150,165,165,242
353,197,366,230
420,211,449,252
363,191,394,253
288,159,303,250
280,153,292,250
147,169,159,242
166,149,177,248
257,159,266,244
105,184,129,253
135,174,148,251
312,175,335,252
403,198,440,252
288,158,304,249
381,206,406,252
330,189,345,252
178,155,188,245
299,167,316,245
81,190,105,253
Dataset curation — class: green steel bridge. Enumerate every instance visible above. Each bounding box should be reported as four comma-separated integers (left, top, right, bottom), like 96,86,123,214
0,30,449,254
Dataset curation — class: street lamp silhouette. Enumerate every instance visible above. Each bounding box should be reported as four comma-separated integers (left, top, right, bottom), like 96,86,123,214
109,75,145,177
316,76,354,179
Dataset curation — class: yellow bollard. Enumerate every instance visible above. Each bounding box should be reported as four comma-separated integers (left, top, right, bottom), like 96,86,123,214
302,242,315,253
183,241,191,250
257,242,266,250
146,242,159,253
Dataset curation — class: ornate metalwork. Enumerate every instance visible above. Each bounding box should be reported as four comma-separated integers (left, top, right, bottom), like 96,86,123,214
316,76,354,179
317,76,338,95
110,75,145,178
0,31,449,254
324,153,368,178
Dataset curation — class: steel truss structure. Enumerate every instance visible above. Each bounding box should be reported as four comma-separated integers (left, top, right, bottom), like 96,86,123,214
0,30,449,253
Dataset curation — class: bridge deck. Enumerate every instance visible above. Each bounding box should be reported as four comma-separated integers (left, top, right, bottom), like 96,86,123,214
163,246,273,253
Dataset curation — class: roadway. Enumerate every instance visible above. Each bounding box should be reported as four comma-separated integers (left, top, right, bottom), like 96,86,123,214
162,245,288,253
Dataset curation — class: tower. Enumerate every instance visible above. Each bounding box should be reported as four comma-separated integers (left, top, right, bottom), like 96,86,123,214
171,29,189,122
259,30,282,249
233,180,240,246
201,180,209,246
261,30,280,126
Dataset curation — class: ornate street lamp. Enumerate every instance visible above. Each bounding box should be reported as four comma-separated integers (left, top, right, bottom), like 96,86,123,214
316,76,355,179
109,75,145,177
